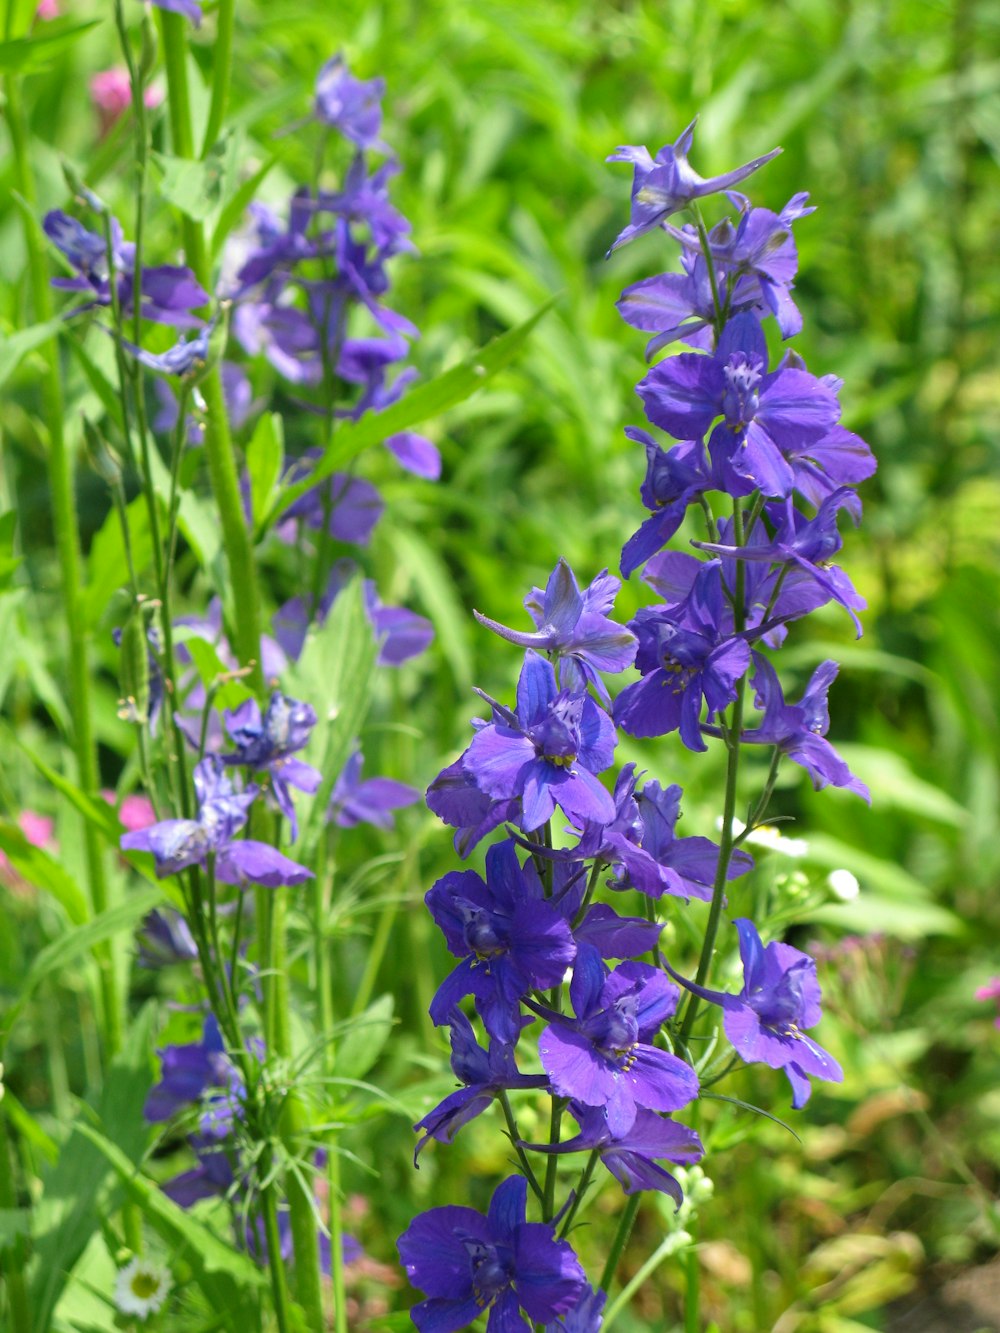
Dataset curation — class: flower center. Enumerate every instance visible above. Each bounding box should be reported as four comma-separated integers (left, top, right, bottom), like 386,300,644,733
528,691,584,766
464,1238,514,1308
722,354,762,431
131,1271,161,1300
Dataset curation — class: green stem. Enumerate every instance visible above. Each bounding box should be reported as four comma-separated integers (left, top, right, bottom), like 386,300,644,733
157,9,264,692
497,1092,544,1205
259,1161,294,1333
599,1193,641,1295
267,883,325,1328
677,499,748,1049
327,1141,349,1333
557,1149,599,1239
5,71,121,1059
0,1108,32,1333
542,1094,563,1223
201,0,236,156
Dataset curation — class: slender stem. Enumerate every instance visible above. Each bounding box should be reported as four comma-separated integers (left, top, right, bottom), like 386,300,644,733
599,1193,641,1294
677,498,748,1048
684,1237,700,1333
259,1159,293,1333
557,1149,599,1239
542,1094,563,1223
691,203,724,330
497,1092,544,1205
157,9,264,692
0,1110,31,1333
327,1142,349,1333
5,70,121,1058
201,0,236,156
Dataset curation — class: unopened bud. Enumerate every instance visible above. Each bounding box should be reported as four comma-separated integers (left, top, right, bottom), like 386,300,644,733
82,416,122,485
139,12,158,80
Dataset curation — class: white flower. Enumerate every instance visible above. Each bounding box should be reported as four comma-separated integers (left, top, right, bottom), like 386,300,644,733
114,1257,171,1319
827,868,860,901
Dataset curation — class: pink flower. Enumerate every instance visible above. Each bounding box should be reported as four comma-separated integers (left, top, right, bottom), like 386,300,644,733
102,790,157,834
976,978,1000,1029
90,68,163,137
35,0,59,18
0,811,57,896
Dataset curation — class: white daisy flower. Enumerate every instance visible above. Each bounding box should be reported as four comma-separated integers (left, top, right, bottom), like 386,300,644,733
113,1257,171,1319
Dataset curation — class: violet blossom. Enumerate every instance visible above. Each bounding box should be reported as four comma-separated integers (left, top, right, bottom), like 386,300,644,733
398,1175,587,1333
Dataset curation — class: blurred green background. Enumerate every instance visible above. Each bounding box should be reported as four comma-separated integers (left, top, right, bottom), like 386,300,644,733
2,1,1000,1329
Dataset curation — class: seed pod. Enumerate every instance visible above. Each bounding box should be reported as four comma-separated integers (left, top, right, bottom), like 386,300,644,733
118,608,151,725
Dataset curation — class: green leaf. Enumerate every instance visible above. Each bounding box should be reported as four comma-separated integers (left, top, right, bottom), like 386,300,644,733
0,1208,31,1243
806,897,963,939
245,411,283,537
65,333,125,433
152,132,241,223
179,633,254,711
0,21,100,74
3,887,162,1041
0,511,23,593
12,735,122,845
386,525,473,693
210,153,278,258
30,1005,157,1333
81,494,152,629
75,1123,267,1313
333,996,395,1082
0,820,88,925
269,297,557,521
0,319,62,388
144,437,223,575
289,576,378,860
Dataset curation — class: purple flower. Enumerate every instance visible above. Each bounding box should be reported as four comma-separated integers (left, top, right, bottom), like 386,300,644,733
147,0,202,25
613,561,751,750
619,430,715,577
426,840,576,1042
144,1014,239,1124
123,326,212,379
537,957,698,1136
272,566,431,667
280,467,384,545
606,121,780,255
45,210,208,326
463,651,617,832
328,749,420,829
414,1009,548,1161
742,654,870,801
668,918,843,1108
121,757,312,887
581,768,752,902
398,1175,587,1333
474,560,637,703
657,193,815,341
695,488,867,636
222,693,321,839
314,55,386,149
525,1103,703,1206
425,752,520,858
384,431,441,479
638,312,842,499
544,1285,607,1333
136,908,198,968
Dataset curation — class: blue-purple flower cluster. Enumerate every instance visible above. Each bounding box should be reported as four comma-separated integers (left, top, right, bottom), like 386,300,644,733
48,54,437,672
400,121,870,1328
